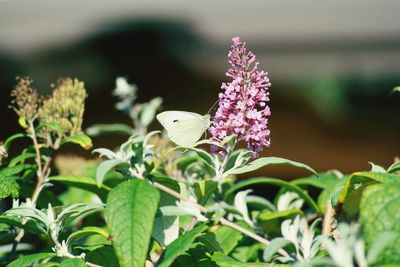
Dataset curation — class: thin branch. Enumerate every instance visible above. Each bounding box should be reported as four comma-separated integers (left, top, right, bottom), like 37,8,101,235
152,181,290,258
29,120,45,203
323,202,335,236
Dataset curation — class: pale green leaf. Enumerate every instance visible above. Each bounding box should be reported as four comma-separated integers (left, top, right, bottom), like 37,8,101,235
86,123,134,137
263,237,291,262
228,157,317,176
225,177,320,213
67,226,109,247
96,159,122,187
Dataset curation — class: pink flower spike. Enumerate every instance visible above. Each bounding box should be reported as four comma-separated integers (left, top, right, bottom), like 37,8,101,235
209,37,271,157
232,36,241,46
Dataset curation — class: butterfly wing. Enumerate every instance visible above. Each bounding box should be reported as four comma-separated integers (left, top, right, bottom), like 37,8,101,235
156,111,210,147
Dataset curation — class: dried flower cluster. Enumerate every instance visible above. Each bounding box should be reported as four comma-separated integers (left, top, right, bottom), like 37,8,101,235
209,37,271,156
39,78,87,136
10,77,41,120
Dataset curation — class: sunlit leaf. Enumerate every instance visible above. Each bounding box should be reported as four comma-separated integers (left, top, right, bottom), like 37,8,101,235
228,157,317,176
106,180,160,267
62,134,92,150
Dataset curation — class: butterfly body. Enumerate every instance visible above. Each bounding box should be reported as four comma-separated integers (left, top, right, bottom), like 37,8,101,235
156,111,210,147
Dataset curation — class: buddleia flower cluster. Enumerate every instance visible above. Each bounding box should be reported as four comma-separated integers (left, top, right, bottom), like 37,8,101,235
10,77,41,121
209,37,271,156
39,78,87,136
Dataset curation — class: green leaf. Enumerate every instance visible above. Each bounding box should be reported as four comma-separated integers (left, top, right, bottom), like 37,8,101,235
213,226,243,254
18,116,28,128
86,123,134,137
228,157,317,176
387,162,400,174
8,153,36,167
60,258,86,267
173,244,215,267
152,174,180,247
211,252,288,267
62,134,93,150
0,215,47,235
224,149,252,173
360,182,400,264
0,164,32,177
7,252,56,267
194,180,218,206
0,176,19,199
106,180,160,267
367,231,395,264
85,245,119,267
35,263,60,267
263,237,291,262
36,121,64,135
225,177,320,213
96,159,123,187
175,147,215,171
231,243,265,263
157,224,208,267
257,209,303,235
67,226,109,247
338,172,400,206
4,133,28,149
49,176,110,202
246,195,276,211
197,232,224,252
292,173,345,212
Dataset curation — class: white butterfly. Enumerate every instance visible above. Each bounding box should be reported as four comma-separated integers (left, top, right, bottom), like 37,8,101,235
156,111,211,147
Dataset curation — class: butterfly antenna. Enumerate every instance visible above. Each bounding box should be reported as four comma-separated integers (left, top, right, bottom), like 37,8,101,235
206,98,220,115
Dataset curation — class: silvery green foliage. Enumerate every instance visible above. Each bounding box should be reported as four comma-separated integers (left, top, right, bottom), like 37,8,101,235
277,192,304,212
323,223,393,267
234,190,255,227
6,201,103,258
160,198,207,222
88,77,162,137
113,77,138,112
93,131,159,184
264,216,322,264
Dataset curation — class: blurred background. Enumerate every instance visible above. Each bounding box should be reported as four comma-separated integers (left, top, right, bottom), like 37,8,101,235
1,0,400,178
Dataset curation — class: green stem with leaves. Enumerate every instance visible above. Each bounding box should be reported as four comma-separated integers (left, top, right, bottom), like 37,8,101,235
152,181,290,258
12,120,48,252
